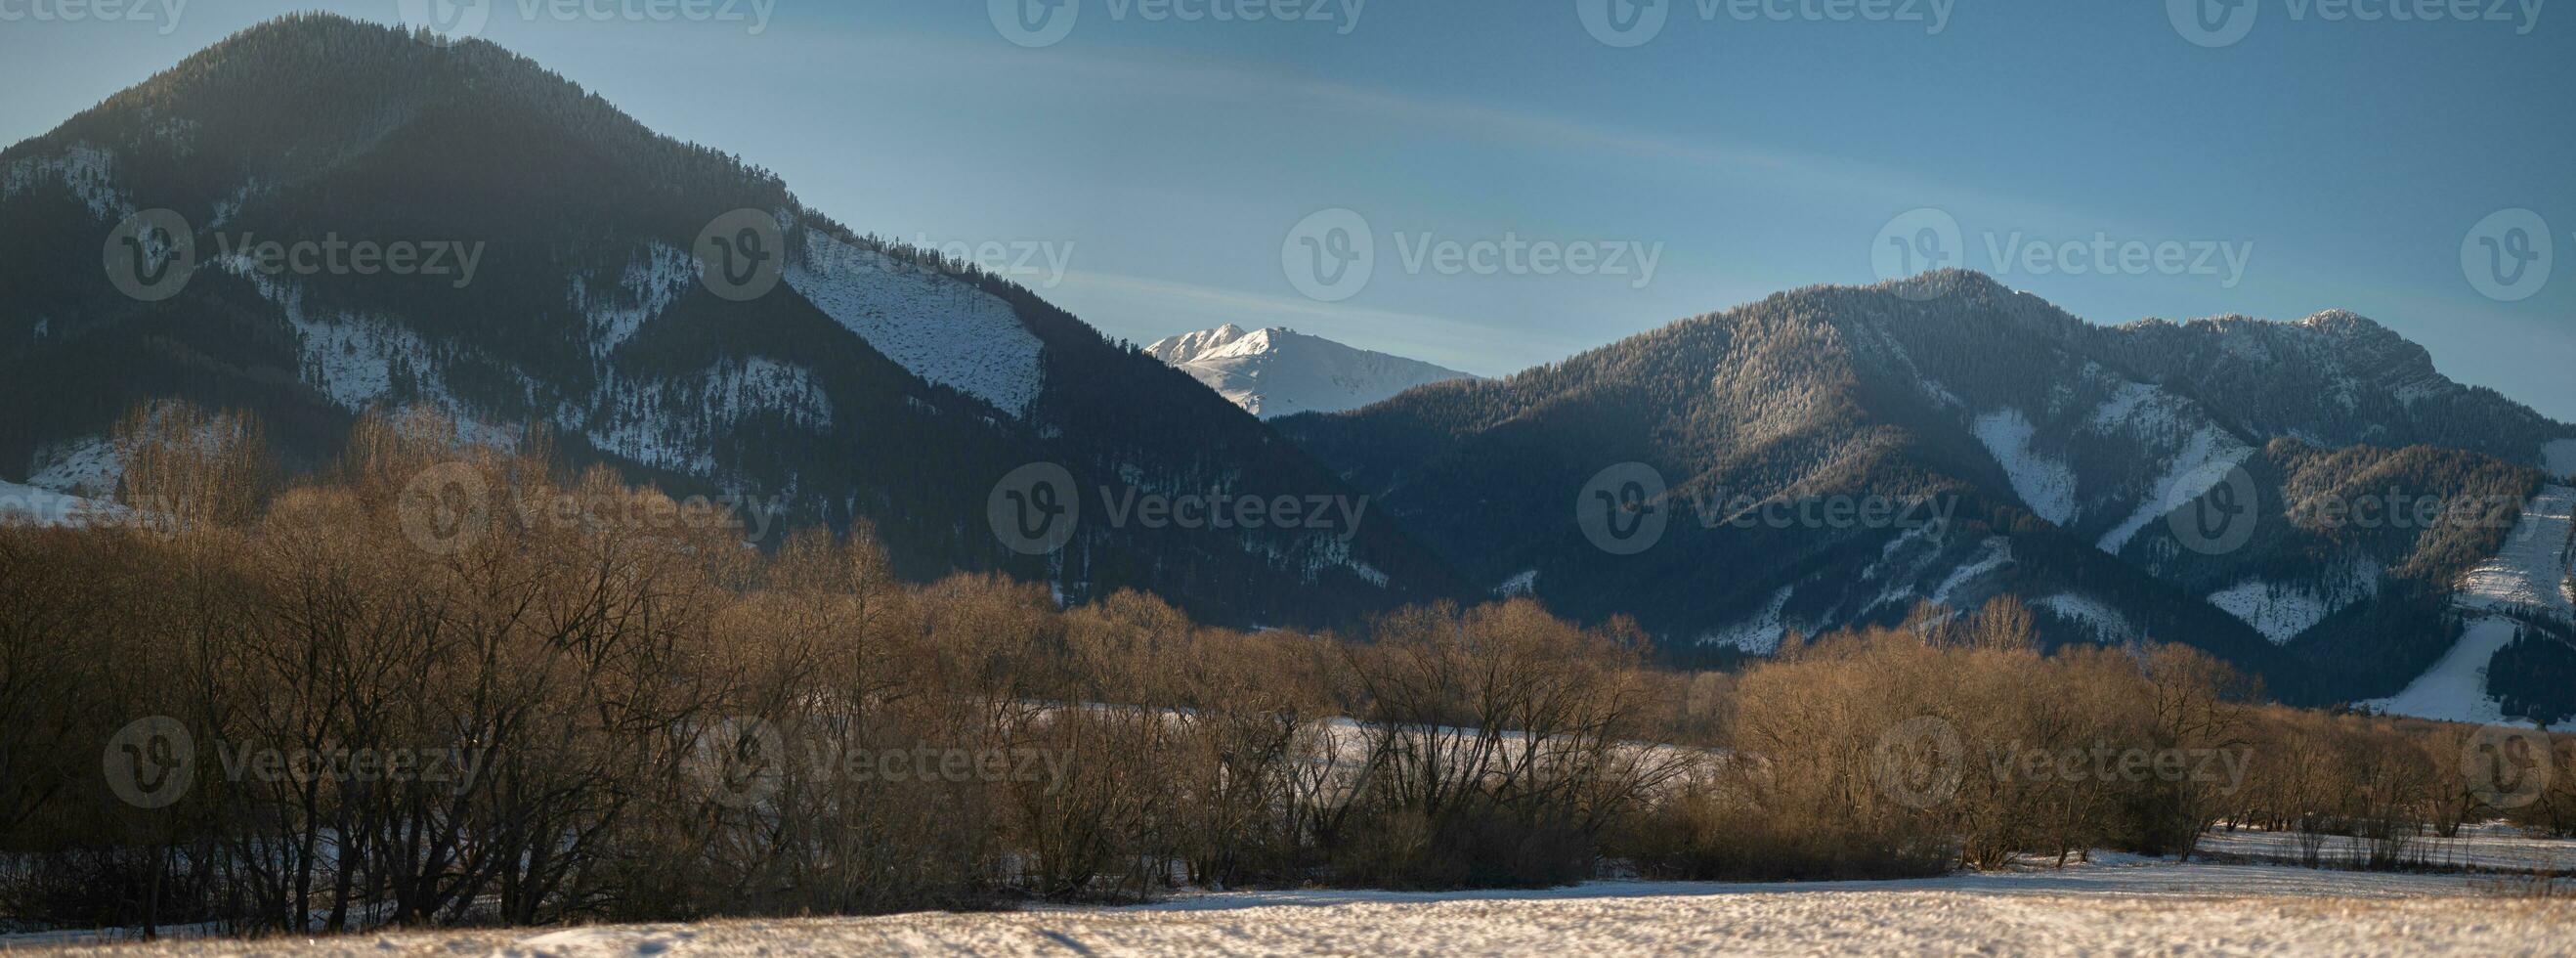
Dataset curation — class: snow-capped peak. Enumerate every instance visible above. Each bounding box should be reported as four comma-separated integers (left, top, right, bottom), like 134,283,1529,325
1144,326,1476,418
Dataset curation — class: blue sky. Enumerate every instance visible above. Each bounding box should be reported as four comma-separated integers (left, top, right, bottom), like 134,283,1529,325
4,0,2571,419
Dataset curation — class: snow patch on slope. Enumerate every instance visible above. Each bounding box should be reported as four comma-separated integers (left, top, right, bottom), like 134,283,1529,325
2036,594,2132,640
789,229,1043,418
1494,569,1537,597
2084,378,2256,553
2359,616,2527,726
570,242,694,357
2210,582,2332,645
580,358,833,476
2453,485,2575,618
1931,537,2015,607
2,143,128,220
1701,585,1795,654
1972,410,2076,525
2365,486,2574,724
26,435,121,496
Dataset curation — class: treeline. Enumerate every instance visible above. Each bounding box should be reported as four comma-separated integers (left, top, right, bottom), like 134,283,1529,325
3,402,2568,937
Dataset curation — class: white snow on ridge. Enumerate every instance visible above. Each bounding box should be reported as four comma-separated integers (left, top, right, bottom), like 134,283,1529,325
1146,325,1477,419
789,229,1044,418
1972,410,2077,525
1494,569,1537,597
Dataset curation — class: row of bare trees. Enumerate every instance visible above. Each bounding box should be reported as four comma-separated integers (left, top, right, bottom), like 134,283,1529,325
2,402,2565,936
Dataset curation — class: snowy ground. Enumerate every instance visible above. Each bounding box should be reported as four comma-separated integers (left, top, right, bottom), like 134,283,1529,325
2200,823,2576,873
15,857,2573,956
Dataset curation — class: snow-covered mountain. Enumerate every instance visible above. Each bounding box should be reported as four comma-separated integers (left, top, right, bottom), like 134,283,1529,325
1145,325,1476,418
1280,271,2576,719
0,14,1463,631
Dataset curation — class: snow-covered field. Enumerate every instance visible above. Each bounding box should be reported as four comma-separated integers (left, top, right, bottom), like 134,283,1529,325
2200,823,2576,873
17,858,2573,956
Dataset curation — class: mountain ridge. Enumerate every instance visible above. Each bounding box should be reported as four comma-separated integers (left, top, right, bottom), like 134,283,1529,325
1144,324,1477,418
